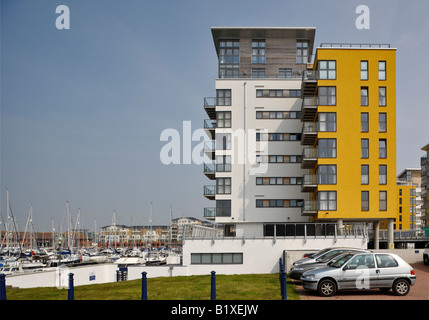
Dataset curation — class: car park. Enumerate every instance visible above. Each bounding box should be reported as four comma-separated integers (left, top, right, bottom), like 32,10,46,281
290,250,367,280
292,247,368,266
301,252,416,297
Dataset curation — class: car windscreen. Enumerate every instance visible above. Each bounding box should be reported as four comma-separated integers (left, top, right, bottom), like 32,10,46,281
329,253,355,268
312,248,333,258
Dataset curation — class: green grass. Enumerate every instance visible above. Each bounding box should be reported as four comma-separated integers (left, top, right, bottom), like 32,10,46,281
5,274,300,300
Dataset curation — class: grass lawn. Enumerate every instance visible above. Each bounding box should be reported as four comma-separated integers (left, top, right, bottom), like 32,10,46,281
5,274,300,300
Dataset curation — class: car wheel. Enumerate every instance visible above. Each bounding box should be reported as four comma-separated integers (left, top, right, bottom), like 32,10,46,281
318,279,336,297
392,279,410,296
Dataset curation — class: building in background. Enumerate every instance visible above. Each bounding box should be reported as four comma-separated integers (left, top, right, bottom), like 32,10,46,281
202,27,397,248
421,143,429,229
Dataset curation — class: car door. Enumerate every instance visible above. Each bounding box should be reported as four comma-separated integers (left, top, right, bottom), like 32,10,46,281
339,254,378,290
375,254,400,288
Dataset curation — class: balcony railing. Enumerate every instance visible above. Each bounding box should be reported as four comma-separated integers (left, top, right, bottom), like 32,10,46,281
204,119,217,129
204,97,216,107
301,122,318,146
301,147,318,169
203,185,216,199
301,174,318,192
204,207,216,219
302,70,318,81
204,163,215,173
301,200,318,216
204,141,215,152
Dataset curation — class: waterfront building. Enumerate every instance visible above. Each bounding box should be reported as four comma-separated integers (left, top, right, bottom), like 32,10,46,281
202,27,398,248
421,143,429,228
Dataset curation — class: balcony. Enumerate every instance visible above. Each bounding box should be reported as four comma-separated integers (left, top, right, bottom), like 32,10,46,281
301,147,318,169
301,122,318,146
204,97,216,120
203,163,216,180
204,119,216,139
204,207,216,220
301,174,318,192
301,96,318,122
203,185,216,200
204,141,215,160
301,70,318,97
301,200,318,216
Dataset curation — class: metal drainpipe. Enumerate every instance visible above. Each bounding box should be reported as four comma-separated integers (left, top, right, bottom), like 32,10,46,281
243,82,247,222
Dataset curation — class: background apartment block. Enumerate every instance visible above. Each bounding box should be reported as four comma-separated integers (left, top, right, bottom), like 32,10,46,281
421,143,429,228
203,27,398,246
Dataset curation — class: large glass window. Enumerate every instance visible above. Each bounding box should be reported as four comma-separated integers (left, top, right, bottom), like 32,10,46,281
318,87,336,105
379,165,387,185
252,68,265,78
216,200,231,217
318,139,336,158
379,191,387,211
216,89,231,106
361,87,369,106
361,112,369,132
216,178,231,194
296,40,309,64
379,139,387,158
318,191,337,211
361,191,369,211
279,68,293,78
318,60,336,79
361,139,369,158
191,252,242,264
216,155,231,172
317,165,337,184
379,61,386,80
360,60,368,80
252,40,265,64
216,111,231,128
361,165,369,185
379,87,386,106
219,40,240,78
318,113,336,132
379,113,387,132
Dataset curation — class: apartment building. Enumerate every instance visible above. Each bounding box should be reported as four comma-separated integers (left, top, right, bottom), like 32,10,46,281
421,143,429,228
202,27,397,246
395,168,422,230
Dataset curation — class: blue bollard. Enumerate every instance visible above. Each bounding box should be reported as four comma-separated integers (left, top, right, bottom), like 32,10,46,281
0,274,6,300
68,273,74,300
211,271,216,300
141,272,147,300
281,270,287,300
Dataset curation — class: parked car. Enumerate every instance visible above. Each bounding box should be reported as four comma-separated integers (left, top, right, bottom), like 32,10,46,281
290,250,367,280
301,252,416,297
424,243,429,266
292,247,368,266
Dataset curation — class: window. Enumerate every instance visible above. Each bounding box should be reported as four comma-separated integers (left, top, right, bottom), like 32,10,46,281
256,89,301,98
379,113,387,132
191,252,242,264
296,40,309,64
318,113,336,132
256,111,301,119
346,254,375,269
216,178,231,194
361,87,369,106
361,60,368,80
317,165,336,184
318,60,336,79
379,165,387,185
216,155,231,172
216,89,231,106
361,113,369,132
361,139,369,158
257,155,301,163
252,40,265,64
379,191,387,211
318,191,337,211
361,191,369,211
378,61,386,80
257,133,301,141
318,87,336,105
216,133,231,150
379,87,386,106
219,40,239,78
318,138,336,158
375,254,398,268
379,139,387,158
361,165,369,185
256,177,302,186
256,199,303,208
216,200,231,217
279,68,293,78
252,68,265,78
216,111,231,128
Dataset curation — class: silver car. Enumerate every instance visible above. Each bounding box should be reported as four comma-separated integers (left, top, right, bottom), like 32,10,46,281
292,247,367,266
301,252,416,297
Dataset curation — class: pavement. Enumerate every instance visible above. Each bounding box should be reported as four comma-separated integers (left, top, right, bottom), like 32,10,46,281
294,262,429,300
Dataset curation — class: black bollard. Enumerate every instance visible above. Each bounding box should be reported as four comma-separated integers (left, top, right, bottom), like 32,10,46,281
0,274,6,300
211,271,216,300
68,273,74,300
141,272,147,300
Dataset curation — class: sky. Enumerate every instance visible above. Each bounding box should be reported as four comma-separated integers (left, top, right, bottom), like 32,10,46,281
1,0,428,232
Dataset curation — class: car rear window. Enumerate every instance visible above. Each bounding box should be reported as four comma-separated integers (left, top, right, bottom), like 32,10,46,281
376,254,398,268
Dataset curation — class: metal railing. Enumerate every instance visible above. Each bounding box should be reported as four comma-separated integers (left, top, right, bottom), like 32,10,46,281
204,119,217,129
369,229,429,241
203,207,216,218
301,200,318,213
302,96,318,107
302,122,318,133
203,163,215,173
204,97,216,107
204,141,215,152
302,174,318,186
302,70,318,81
203,185,216,196
302,147,318,159
320,43,390,48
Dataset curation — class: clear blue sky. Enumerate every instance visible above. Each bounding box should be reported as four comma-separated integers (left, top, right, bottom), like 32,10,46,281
1,0,428,232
